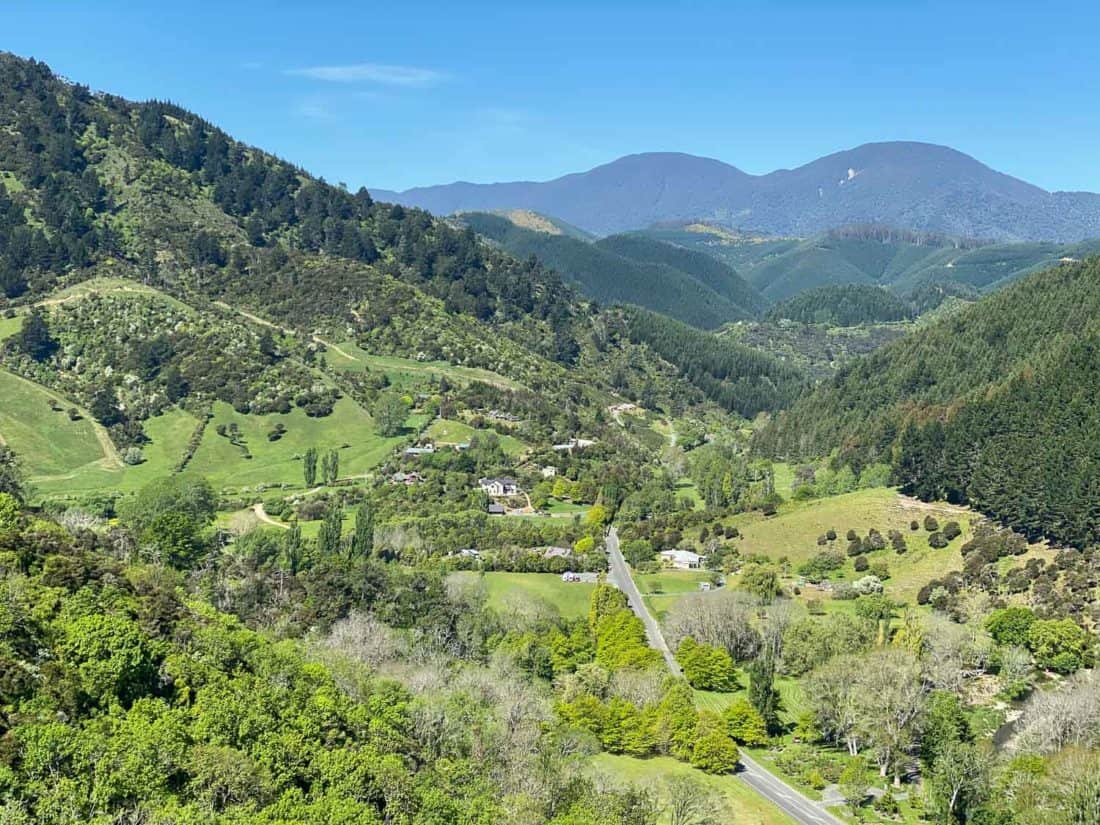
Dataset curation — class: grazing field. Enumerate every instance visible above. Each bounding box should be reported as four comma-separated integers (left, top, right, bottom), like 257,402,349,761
449,571,596,620
635,569,714,619
0,314,23,341
728,488,976,603
32,407,199,498
0,369,107,479
589,753,795,825
187,399,417,491
424,417,527,457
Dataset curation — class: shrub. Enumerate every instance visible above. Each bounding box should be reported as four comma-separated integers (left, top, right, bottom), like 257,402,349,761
943,520,962,541
797,551,845,582
846,539,864,557
928,531,948,549
853,555,869,572
804,769,827,790
851,575,883,595
910,520,920,531
121,447,144,465
875,790,900,817
826,529,837,541
846,529,858,542
924,515,939,532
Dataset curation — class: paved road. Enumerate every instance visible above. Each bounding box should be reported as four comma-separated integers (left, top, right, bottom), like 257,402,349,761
605,525,844,825
606,526,681,674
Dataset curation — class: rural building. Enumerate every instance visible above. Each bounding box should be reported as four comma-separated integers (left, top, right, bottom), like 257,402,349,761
487,503,506,516
404,444,436,456
551,437,596,452
479,477,520,496
541,465,558,478
543,546,572,559
659,549,704,570
390,471,423,485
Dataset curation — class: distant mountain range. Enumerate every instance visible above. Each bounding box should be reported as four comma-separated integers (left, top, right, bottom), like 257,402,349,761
374,143,1100,242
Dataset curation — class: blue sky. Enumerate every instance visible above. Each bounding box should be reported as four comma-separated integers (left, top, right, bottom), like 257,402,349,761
4,1,1099,192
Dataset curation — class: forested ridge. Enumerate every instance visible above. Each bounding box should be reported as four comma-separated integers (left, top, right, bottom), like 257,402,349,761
620,307,807,418
758,255,1100,546
766,284,913,326
458,212,764,329
0,53,574,331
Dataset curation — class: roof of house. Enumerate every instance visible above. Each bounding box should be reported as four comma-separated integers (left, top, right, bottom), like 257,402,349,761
479,477,518,486
660,549,703,563
487,503,506,514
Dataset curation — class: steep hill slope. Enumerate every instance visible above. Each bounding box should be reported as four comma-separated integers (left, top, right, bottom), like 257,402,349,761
0,52,808,493
757,255,1100,547
458,211,765,328
376,144,1100,241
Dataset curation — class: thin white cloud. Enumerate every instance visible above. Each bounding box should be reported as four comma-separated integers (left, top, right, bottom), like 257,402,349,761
287,63,447,87
294,100,332,120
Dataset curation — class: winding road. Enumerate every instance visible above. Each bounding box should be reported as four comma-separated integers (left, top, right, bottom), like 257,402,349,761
605,526,843,825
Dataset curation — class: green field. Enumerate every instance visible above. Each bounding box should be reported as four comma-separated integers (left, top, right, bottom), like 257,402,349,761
635,570,714,619
692,675,808,722
0,314,23,341
449,571,596,620
187,399,417,491
0,369,109,479
15,383,419,499
727,488,978,603
674,478,705,510
32,407,200,497
589,753,795,825
424,417,527,457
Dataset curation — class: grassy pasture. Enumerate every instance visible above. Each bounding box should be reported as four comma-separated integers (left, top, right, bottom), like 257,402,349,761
725,488,978,603
0,369,106,479
449,571,596,620
424,417,527,457
187,400,419,491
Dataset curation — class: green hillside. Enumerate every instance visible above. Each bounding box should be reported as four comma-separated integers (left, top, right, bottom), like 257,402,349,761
458,211,765,328
758,255,1100,548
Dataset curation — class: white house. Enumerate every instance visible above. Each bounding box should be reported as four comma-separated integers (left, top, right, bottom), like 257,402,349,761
541,465,558,478
404,444,436,456
479,477,520,496
659,549,704,570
